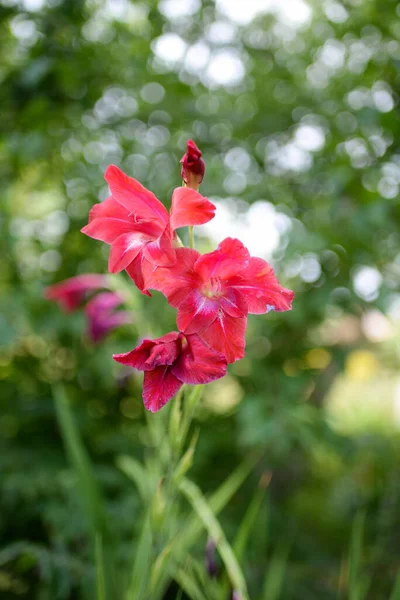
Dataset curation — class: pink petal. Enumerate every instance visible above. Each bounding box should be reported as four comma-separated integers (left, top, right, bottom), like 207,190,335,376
142,225,176,267
143,367,183,412
85,291,123,317
169,187,215,230
105,165,169,224
228,257,294,314
81,218,136,244
195,237,250,282
113,339,156,371
147,247,201,306
85,291,131,343
199,313,247,364
108,234,146,273
44,274,107,312
82,196,164,244
219,288,248,318
113,332,181,371
171,334,227,385
88,196,130,222
125,254,152,297
176,290,219,334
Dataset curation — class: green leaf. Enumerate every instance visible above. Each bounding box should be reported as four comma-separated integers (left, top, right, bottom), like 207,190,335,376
182,454,261,550
172,429,199,485
233,476,270,562
348,511,370,600
53,385,107,538
262,537,292,600
172,565,208,600
95,534,105,600
389,572,400,600
117,455,151,501
179,477,249,600
52,385,115,598
127,515,153,600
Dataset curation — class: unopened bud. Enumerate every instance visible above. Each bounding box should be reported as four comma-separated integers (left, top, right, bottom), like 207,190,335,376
205,537,218,578
180,139,205,190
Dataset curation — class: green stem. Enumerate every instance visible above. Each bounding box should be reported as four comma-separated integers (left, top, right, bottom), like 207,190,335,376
188,226,194,249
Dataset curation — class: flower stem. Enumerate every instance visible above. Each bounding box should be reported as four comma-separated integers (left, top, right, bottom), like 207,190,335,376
189,226,194,249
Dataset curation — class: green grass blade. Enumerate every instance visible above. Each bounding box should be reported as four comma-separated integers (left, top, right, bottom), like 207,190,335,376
53,385,113,596
127,515,153,600
348,511,370,600
389,572,400,600
95,534,105,600
182,454,261,549
172,566,209,600
179,478,249,600
117,455,151,501
233,476,271,562
151,455,261,595
262,537,292,600
53,385,107,537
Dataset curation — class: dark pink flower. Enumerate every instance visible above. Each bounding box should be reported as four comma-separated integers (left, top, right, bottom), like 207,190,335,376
44,274,107,312
148,238,294,363
85,292,131,343
113,331,227,412
81,164,215,294
180,139,206,189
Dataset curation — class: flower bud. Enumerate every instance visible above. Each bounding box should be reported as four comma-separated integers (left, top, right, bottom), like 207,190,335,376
205,537,218,577
180,139,205,190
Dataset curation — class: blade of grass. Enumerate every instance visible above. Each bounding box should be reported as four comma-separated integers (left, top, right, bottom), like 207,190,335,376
390,572,400,600
95,534,105,600
348,511,370,600
262,537,292,600
117,455,151,501
233,475,271,562
151,455,261,596
179,478,249,600
220,475,270,600
53,385,107,538
53,385,115,597
127,514,153,600
182,454,262,549
172,566,209,600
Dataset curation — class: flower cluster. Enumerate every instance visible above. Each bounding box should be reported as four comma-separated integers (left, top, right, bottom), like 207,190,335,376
45,274,131,343
80,140,294,411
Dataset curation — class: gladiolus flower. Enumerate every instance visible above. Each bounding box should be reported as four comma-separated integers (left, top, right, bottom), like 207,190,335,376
113,331,227,412
45,276,131,343
85,292,131,343
148,238,294,363
81,164,215,294
180,139,206,190
44,274,107,312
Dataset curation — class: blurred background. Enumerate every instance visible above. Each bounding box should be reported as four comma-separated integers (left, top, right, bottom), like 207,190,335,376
1,0,400,597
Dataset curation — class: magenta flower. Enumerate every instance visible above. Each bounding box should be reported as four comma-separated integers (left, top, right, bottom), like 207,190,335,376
147,238,294,363
44,274,107,312
85,292,131,343
45,275,131,344
81,165,215,295
113,331,227,412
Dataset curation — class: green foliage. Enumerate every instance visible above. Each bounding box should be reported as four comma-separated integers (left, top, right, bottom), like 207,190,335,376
2,0,400,597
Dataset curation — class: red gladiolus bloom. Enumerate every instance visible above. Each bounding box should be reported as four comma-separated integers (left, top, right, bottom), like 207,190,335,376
85,292,131,343
44,274,107,312
113,331,227,412
81,165,215,294
148,238,294,363
180,139,205,189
